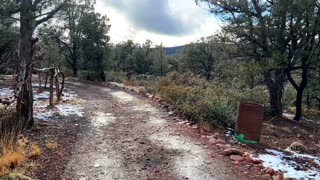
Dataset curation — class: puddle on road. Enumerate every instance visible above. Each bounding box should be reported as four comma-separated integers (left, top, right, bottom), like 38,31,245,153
92,112,116,127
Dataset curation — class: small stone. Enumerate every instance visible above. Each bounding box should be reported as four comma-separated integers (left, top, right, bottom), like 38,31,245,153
215,139,225,144
230,155,244,162
208,138,217,144
192,125,198,129
265,168,275,175
288,142,307,153
253,159,263,164
245,156,253,163
233,160,239,165
309,134,314,139
94,164,100,168
222,148,243,156
260,174,271,180
204,160,212,164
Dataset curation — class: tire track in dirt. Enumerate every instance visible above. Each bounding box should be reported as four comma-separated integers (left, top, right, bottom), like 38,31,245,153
62,82,244,180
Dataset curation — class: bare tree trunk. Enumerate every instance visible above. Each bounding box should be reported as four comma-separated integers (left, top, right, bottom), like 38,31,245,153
265,70,285,116
55,71,60,101
49,68,54,107
44,72,48,88
72,57,78,78
59,71,65,95
16,0,34,129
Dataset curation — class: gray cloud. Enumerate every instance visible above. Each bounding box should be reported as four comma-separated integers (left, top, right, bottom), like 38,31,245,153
102,0,193,35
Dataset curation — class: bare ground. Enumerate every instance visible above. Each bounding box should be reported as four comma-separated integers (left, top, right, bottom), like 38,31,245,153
56,81,247,180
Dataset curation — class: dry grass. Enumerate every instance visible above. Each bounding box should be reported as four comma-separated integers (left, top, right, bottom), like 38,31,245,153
30,144,41,158
0,148,27,176
138,87,146,96
0,109,38,177
46,142,58,150
123,79,135,86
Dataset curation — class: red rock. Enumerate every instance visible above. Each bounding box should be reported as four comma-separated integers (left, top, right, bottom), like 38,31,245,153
245,156,253,163
233,160,239,165
265,168,275,175
260,174,271,180
222,148,243,156
276,172,284,180
217,143,229,149
253,159,263,164
230,155,245,162
254,164,264,170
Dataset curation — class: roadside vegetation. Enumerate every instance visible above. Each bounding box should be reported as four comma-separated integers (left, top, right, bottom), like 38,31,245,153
1,0,320,178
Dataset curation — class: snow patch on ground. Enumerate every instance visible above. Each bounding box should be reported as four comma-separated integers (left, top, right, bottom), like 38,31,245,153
34,91,50,99
92,112,116,127
0,88,13,97
56,104,84,117
33,89,84,120
33,106,55,120
257,149,320,179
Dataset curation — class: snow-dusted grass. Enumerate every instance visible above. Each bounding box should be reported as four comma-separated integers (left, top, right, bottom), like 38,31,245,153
0,86,84,120
257,149,320,179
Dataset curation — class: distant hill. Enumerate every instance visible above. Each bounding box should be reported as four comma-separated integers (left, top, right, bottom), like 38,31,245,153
164,45,185,55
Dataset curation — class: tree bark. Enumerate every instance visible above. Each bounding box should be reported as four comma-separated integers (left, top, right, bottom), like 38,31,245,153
49,68,54,107
294,88,303,121
72,57,78,78
16,0,34,129
265,70,285,116
55,72,60,101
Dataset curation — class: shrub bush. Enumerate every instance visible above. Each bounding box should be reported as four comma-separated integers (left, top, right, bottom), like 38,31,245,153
153,73,269,128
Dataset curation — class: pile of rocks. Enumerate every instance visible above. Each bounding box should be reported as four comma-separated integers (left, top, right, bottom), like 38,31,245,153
209,136,288,180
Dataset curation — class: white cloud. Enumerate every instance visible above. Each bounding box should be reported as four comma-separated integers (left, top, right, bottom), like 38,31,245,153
95,0,221,46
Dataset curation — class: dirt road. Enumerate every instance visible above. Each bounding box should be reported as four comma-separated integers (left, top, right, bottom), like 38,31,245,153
61,82,244,180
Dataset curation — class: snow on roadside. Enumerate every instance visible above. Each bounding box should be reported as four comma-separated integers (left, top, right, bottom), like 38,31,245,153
0,88,13,97
256,149,320,179
34,91,50,99
32,88,84,120
56,104,83,117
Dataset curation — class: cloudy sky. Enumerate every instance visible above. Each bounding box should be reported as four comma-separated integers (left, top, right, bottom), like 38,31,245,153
95,0,221,47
